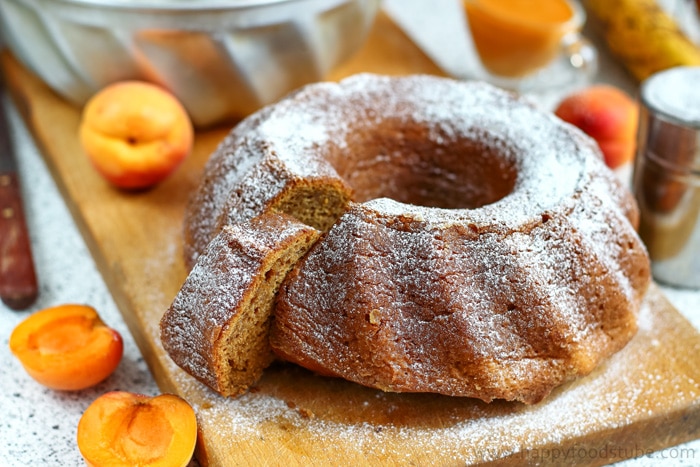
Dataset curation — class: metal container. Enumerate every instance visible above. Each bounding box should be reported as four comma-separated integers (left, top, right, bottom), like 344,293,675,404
633,66,700,288
0,0,380,127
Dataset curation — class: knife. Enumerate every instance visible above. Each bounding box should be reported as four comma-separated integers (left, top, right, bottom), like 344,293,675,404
0,75,39,310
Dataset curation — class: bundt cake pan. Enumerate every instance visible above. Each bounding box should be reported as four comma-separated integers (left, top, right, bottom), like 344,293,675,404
0,0,380,127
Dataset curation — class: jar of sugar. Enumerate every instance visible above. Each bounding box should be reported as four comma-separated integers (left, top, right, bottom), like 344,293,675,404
633,66,700,288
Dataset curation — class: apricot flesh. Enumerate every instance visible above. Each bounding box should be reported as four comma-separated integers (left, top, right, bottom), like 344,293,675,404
554,85,639,169
9,304,123,390
77,392,197,467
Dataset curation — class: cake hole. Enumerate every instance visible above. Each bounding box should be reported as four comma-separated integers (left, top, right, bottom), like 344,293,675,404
330,121,518,210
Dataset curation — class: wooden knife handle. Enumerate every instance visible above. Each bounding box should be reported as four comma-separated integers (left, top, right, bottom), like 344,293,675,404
0,172,38,309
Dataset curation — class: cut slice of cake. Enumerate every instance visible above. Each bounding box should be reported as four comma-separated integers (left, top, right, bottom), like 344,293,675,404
160,212,320,396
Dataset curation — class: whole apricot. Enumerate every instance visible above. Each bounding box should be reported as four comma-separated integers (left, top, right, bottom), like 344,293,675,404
77,391,197,467
554,85,639,169
9,304,123,390
79,81,194,190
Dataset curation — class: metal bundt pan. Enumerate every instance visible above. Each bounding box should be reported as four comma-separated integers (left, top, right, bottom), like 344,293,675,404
0,0,381,127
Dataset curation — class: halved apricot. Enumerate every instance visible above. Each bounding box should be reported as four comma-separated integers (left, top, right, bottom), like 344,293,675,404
9,304,123,390
77,391,198,467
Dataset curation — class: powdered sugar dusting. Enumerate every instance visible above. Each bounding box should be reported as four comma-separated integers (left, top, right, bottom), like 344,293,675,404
185,74,595,263
267,74,589,226
259,74,648,403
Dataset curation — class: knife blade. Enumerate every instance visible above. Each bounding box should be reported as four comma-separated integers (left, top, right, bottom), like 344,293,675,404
0,73,39,310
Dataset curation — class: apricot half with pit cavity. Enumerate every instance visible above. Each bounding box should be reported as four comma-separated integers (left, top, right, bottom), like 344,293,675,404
77,391,197,467
9,304,123,390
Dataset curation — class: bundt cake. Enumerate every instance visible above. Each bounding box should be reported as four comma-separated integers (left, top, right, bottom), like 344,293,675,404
167,73,650,404
161,212,320,397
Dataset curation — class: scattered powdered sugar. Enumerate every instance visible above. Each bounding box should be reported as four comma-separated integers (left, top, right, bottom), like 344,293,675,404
162,287,697,465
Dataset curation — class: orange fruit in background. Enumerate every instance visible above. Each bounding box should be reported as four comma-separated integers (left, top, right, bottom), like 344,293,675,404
554,85,639,170
79,81,194,190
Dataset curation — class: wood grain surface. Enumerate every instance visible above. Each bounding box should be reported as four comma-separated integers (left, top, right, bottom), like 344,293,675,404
3,12,700,466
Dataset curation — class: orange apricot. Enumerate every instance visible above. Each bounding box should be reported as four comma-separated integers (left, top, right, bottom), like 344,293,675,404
79,81,194,190
77,391,198,467
554,85,639,169
9,304,123,390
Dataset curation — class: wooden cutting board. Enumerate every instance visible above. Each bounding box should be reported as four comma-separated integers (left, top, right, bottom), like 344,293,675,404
3,11,700,466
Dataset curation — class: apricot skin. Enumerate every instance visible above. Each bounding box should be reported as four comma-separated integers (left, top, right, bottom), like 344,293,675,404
9,304,123,391
77,391,197,467
79,81,194,190
554,85,639,169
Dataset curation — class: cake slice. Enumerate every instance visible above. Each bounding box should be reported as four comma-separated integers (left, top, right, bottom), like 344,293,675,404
160,212,320,396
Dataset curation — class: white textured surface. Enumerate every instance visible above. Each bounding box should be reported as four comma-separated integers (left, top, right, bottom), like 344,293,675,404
1,1,700,465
